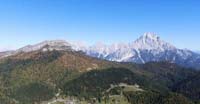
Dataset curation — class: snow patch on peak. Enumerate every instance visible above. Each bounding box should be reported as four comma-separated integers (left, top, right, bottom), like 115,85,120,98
143,32,159,40
131,32,175,51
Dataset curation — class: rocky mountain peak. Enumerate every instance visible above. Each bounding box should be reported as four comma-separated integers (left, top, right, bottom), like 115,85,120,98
132,32,175,51
142,32,160,41
17,40,72,52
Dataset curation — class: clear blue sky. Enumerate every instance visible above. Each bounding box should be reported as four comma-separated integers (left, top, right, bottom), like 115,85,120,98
0,0,200,51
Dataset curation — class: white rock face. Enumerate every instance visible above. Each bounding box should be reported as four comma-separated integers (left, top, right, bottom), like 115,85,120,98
83,33,176,62
82,33,200,69
131,32,176,51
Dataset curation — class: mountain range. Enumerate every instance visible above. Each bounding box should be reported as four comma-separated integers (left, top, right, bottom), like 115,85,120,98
85,33,200,69
1,32,200,69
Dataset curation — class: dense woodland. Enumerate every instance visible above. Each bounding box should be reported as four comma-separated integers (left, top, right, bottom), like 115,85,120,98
0,50,200,104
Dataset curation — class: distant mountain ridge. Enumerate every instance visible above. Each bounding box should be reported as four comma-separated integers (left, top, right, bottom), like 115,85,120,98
84,33,200,69
0,32,200,69
85,33,176,62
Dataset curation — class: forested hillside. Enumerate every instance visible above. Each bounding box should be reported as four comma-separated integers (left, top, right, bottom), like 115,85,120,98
0,50,199,104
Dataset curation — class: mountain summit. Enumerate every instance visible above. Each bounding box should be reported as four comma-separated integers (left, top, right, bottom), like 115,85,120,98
138,32,160,43
131,32,176,51
17,40,72,52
